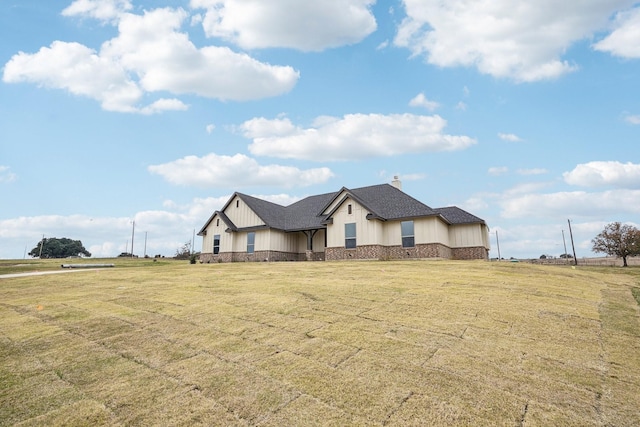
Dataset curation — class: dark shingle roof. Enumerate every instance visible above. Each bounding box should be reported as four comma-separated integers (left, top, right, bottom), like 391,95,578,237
349,184,437,220
201,184,485,234
434,206,485,225
237,193,287,230
284,192,335,231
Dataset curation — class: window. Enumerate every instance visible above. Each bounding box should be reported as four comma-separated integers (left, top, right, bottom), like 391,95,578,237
247,232,255,254
213,234,220,255
401,220,415,248
216,218,219,226
348,204,352,215
345,223,356,249
236,200,240,208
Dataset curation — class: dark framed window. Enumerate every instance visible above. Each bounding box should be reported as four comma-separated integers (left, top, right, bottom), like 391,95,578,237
401,220,415,248
213,234,220,254
348,204,352,215
345,223,356,249
216,218,219,226
247,232,255,254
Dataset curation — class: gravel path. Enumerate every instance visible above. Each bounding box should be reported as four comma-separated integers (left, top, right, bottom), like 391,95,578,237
0,269,101,279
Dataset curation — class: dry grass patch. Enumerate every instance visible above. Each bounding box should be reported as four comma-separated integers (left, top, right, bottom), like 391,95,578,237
1,260,639,425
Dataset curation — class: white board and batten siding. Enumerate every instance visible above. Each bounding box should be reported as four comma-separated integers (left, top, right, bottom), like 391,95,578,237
226,196,265,228
448,223,490,249
201,214,232,254
326,198,383,247
327,197,458,249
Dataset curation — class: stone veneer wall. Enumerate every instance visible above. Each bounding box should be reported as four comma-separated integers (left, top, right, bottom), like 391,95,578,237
325,243,454,261
200,250,325,263
200,244,486,263
451,246,489,260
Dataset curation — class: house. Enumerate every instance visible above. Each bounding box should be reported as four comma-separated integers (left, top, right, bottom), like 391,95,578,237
198,178,490,263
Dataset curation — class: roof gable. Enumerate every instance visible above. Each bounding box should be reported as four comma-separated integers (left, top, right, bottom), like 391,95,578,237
322,184,437,221
235,193,287,230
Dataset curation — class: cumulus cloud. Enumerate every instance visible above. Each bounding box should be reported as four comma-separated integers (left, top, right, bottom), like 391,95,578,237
394,0,635,81
563,161,640,188
2,7,299,113
593,7,640,58
0,191,319,259
498,133,523,142
0,208,207,259
148,153,334,188
408,93,439,111
500,189,640,219
191,0,377,51
242,113,476,161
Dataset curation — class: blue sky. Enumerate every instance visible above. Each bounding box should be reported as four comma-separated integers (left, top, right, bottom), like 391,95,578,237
1,0,639,260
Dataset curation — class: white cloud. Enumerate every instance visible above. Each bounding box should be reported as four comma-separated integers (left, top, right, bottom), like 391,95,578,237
140,98,189,115
500,189,640,219
0,209,205,259
563,161,640,188
0,191,322,259
191,0,377,51
394,0,635,81
3,41,144,113
2,7,299,113
408,93,439,111
243,113,476,161
624,114,640,124
148,153,334,188
206,124,215,134
488,166,508,176
62,0,132,21
0,166,17,183
498,132,523,142
593,7,640,58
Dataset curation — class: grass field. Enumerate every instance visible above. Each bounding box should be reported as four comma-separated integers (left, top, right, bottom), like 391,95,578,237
1,259,639,426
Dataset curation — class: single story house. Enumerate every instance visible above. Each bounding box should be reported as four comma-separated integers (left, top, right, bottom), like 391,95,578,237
198,178,490,263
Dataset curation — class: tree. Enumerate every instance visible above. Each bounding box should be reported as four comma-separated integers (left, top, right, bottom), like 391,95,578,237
174,242,192,260
28,237,91,259
591,222,640,267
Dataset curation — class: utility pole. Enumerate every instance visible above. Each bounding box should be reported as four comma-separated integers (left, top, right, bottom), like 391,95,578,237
567,219,578,266
144,231,148,258
131,220,135,258
495,230,501,261
38,234,44,258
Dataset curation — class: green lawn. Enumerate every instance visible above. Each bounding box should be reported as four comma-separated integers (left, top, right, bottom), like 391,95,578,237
1,260,639,426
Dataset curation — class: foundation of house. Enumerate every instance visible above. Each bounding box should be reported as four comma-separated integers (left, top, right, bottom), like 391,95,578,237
201,244,487,263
